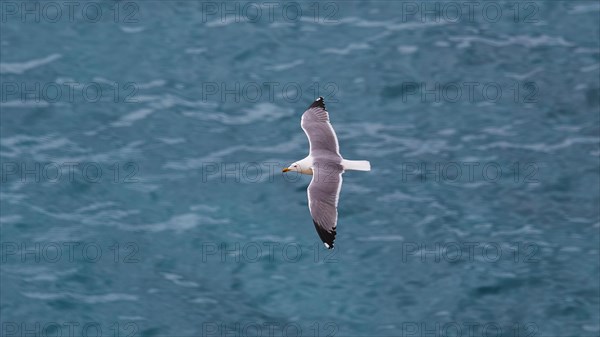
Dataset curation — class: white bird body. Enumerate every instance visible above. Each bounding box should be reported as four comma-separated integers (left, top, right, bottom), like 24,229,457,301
282,97,371,249
288,156,371,175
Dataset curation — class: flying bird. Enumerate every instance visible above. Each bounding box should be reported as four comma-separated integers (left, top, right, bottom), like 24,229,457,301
282,97,371,249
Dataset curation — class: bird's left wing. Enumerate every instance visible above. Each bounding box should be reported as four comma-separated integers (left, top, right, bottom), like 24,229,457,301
307,161,344,249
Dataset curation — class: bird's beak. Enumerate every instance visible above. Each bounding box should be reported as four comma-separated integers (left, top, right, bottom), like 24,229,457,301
282,168,290,173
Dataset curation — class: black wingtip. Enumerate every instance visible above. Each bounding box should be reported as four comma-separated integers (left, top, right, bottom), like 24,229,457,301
309,97,326,110
313,220,336,249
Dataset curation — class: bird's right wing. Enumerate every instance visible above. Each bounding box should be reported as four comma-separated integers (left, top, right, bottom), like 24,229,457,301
307,161,344,249
301,97,341,157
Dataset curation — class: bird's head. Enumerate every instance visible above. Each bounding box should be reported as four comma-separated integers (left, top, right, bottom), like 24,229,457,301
282,162,300,173
282,161,313,175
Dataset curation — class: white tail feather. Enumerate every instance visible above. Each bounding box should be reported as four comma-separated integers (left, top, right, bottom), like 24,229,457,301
342,159,371,171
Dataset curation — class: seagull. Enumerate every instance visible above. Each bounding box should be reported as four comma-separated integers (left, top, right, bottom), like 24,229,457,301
282,97,371,249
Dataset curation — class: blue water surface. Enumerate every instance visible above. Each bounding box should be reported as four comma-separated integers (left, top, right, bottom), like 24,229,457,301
1,1,599,336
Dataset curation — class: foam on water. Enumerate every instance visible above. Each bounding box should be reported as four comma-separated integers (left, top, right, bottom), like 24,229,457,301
0,54,61,74
22,292,138,303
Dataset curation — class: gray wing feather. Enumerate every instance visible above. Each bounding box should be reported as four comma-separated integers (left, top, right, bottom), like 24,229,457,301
301,98,341,158
308,162,343,249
